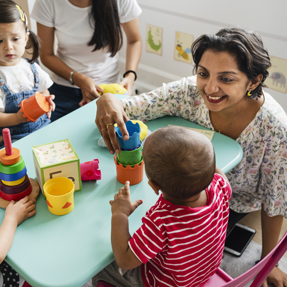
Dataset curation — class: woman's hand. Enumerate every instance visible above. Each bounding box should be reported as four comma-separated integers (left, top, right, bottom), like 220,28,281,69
120,73,135,97
95,93,129,154
73,73,103,106
262,267,287,287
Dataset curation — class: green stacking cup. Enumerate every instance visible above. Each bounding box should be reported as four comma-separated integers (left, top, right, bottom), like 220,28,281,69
117,143,142,165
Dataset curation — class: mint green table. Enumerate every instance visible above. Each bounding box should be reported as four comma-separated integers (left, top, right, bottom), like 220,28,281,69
0,95,243,287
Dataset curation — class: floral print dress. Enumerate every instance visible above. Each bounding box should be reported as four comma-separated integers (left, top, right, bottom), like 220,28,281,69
122,76,287,217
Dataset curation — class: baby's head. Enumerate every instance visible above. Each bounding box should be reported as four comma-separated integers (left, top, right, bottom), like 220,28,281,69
143,126,215,199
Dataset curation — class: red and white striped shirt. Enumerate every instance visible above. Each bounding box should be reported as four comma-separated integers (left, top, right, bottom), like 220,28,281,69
129,173,231,287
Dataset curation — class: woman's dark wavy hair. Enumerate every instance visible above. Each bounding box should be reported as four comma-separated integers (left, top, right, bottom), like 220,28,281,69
191,28,271,99
88,0,123,57
0,0,40,63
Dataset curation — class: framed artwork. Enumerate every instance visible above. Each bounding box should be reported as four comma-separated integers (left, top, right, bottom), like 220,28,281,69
265,56,287,94
174,31,193,64
146,24,162,56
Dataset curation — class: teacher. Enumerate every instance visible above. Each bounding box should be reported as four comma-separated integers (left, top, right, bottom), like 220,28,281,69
31,0,142,121
96,27,287,287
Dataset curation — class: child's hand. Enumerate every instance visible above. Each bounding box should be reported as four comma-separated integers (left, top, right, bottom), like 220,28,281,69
109,181,143,217
44,94,56,119
16,109,28,124
5,197,36,226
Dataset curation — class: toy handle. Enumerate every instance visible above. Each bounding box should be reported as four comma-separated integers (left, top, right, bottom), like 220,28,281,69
3,128,13,155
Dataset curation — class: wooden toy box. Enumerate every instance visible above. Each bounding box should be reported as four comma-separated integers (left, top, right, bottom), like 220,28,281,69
32,139,82,195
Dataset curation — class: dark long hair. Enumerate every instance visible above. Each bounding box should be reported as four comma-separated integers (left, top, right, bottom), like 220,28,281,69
0,0,40,63
192,28,271,99
88,0,123,57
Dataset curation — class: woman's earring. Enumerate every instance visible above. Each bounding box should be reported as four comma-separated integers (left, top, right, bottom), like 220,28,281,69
247,89,252,97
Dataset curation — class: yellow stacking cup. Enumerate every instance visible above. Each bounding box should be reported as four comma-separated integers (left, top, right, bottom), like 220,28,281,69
43,177,75,216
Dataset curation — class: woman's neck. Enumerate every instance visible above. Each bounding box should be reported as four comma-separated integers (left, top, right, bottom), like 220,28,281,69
68,0,92,8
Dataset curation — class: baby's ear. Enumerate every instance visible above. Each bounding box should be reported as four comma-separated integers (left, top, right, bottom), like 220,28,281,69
148,180,160,195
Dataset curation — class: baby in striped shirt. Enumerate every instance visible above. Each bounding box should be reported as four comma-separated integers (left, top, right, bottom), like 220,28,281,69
93,126,232,287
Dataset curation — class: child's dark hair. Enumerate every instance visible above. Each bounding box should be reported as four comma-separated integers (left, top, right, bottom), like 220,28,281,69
143,126,216,199
0,0,40,63
88,0,123,57
191,28,271,99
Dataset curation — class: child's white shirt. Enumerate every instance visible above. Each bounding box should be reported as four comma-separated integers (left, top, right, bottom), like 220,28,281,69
0,58,53,112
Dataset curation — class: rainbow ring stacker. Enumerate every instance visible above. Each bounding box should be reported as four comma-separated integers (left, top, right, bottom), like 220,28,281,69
2,175,25,186
0,128,21,165
0,155,26,174
0,166,27,181
0,184,32,201
0,174,31,195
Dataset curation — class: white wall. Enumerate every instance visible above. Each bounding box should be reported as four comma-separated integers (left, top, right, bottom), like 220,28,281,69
119,0,287,112
26,0,287,111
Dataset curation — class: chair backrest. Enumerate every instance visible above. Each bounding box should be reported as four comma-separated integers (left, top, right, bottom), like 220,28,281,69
223,231,287,287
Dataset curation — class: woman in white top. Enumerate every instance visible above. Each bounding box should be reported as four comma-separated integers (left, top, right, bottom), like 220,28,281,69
96,28,287,287
31,0,142,121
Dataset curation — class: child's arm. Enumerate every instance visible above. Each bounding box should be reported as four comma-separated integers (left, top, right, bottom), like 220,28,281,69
40,89,56,120
0,197,36,263
0,111,27,128
110,181,143,270
215,165,230,185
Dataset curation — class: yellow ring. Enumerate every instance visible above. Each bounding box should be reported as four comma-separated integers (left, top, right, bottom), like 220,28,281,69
106,123,113,129
2,175,26,186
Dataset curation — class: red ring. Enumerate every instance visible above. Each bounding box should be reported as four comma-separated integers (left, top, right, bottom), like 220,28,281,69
0,183,32,201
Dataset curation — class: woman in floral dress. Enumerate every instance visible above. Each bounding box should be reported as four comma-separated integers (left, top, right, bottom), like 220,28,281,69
96,27,287,287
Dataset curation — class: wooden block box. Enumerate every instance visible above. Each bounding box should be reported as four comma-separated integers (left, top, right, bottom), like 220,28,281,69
32,139,82,196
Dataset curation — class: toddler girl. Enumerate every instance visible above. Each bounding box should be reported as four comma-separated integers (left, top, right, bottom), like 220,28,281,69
0,0,55,148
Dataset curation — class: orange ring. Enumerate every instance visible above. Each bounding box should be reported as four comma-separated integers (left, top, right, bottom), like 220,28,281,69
0,147,21,165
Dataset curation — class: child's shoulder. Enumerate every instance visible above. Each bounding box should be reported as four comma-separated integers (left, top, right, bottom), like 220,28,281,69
210,173,231,199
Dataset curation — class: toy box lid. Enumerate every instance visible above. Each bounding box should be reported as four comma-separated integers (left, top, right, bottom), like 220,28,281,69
32,139,79,168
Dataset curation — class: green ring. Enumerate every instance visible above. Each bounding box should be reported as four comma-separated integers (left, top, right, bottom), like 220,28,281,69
0,156,25,174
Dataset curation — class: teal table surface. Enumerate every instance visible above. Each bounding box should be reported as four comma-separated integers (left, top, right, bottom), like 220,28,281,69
0,95,243,287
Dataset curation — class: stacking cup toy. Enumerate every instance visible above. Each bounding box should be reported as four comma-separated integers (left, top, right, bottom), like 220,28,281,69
19,92,50,122
117,143,142,165
114,156,144,185
80,159,101,181
115,121,141,150
43,177,74,216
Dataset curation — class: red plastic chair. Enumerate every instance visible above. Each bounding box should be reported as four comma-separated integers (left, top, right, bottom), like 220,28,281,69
97,231,287,287
204,231,287,287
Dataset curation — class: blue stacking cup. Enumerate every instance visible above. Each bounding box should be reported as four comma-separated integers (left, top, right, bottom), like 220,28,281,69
115,121,141,150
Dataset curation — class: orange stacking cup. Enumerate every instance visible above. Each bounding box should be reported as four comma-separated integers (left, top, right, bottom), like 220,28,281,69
114,155,144,185
19,92,50,122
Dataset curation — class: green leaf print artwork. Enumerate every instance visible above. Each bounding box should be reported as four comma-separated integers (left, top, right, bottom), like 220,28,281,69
147,30,161,51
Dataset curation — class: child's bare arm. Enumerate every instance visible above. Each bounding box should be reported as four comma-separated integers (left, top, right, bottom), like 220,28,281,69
0,111,27,127
215,165,230,185
110,181,143,270
0,197,36,263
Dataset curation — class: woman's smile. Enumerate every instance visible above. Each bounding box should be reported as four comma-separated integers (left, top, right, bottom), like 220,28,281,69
205,93,227,103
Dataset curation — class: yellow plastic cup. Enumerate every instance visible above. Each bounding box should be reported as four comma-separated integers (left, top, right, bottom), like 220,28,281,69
43,177,75,216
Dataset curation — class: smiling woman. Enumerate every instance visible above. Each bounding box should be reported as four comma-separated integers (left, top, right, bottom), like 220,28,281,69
95,27,287,287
